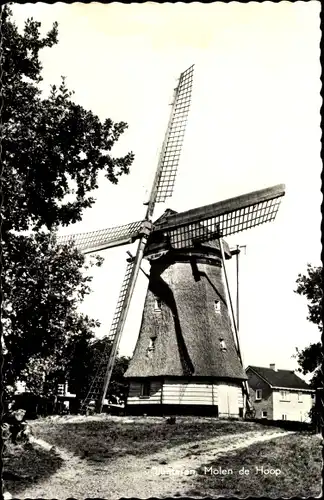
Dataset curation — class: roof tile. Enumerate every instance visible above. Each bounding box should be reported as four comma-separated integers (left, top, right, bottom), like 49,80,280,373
247,366,311,390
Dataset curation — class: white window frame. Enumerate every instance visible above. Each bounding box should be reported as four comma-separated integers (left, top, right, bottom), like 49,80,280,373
140,381,151,398
282,414,287,421
261,410,268,418
57,383,65,396
219,339,227,352
280,390,290,401
255,389,262,401
297,391,303,403
147,336,157,353
214,300,221,314
154,298,162,312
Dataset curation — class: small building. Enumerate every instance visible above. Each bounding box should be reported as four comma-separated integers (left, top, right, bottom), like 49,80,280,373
246,364,315,422
56,382,77,413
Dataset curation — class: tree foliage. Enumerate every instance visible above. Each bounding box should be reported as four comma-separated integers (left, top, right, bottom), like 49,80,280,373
294,265,323,388
2,6,134,401
295,265,323,332
2,6,134,234
65,336,130,405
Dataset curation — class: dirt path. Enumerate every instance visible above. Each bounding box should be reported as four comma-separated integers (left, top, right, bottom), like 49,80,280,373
16,426,293,499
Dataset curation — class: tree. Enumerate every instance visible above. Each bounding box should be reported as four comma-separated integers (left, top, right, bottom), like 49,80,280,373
65,336,130,406
2,6,134,234
2,5,134,402
294,265,323,388
2,230,103,400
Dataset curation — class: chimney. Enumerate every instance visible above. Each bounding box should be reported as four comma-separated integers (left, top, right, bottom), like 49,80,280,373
270,363,276,371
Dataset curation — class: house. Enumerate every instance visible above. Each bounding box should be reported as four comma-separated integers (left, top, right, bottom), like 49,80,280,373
246,364,315,423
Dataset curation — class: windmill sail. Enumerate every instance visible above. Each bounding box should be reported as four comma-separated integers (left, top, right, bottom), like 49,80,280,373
95,228,150,412
154,184,285,248
56,220,144,254
154,65,194,204
81,259,134,409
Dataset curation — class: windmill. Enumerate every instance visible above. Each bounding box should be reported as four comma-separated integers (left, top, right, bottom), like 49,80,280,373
57,65,285,415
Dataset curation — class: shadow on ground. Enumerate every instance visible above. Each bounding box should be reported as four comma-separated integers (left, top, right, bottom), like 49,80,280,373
3,443,64,496
30,417,268,464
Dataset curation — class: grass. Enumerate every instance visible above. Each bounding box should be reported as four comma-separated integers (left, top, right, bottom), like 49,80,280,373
4,417,321,498
30,416,264,463
3,442,63,496
186,432,323,498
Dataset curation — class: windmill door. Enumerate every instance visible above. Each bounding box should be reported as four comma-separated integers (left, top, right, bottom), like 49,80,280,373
217,384,239,417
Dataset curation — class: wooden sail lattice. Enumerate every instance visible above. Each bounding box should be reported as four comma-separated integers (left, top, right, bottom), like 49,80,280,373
167,197,282,248
81,259,134,408
106,259,134,343
80,344,112,408
57,186,284,260
57,221,143,254
155,185,285,249
155,65,194,202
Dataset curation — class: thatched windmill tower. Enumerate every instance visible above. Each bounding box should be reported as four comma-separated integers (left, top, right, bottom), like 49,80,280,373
125,211,247,416
57,65,285,415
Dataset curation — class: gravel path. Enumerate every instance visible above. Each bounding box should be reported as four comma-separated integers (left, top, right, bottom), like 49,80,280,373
17,427,292,499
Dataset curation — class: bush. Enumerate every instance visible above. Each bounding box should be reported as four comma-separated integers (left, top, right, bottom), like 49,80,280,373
253,418,312,432
2,409,33,449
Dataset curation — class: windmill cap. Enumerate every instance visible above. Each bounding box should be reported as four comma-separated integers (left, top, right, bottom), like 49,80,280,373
148,209,232,258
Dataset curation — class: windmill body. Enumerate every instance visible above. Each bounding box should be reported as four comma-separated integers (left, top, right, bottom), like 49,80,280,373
125,210,247,416
56,65,285,414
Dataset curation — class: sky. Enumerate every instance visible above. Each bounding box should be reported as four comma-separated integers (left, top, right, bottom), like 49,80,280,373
12,2,322,378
